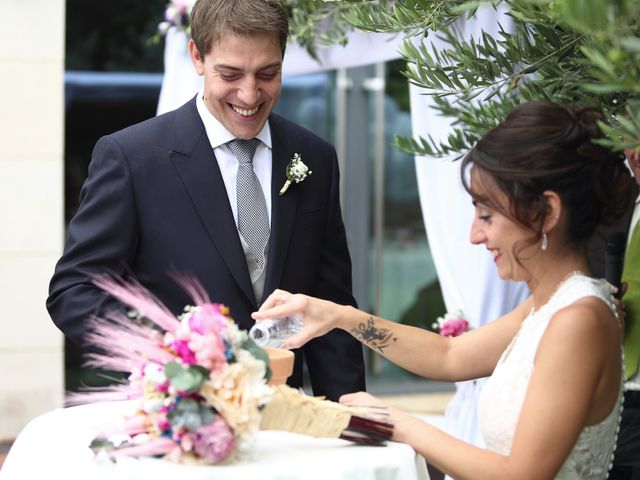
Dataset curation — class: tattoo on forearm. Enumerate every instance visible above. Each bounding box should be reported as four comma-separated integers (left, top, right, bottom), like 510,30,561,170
350,317,398,354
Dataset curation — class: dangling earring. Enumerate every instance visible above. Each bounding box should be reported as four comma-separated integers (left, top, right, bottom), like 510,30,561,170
541,232,548,251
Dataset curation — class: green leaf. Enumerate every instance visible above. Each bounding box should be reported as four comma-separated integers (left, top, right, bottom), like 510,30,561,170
582,83,627,94
164,361,182,379
167,398,216,432
89,438,117,452
164,362,209,394
557,0,609,32
581,48,617,77
619,36,640,54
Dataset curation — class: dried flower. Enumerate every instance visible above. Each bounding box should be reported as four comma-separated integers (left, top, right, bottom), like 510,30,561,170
184,416,236,463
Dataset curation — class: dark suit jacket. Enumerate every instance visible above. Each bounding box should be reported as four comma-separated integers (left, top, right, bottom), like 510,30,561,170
47,97,366,401
588,183,640,475
588,184,637,278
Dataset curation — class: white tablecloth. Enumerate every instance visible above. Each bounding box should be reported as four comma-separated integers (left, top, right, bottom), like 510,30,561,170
0,401,429,480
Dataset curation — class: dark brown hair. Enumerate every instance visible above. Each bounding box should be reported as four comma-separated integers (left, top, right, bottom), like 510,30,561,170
190,0,289,58
461,101,634,250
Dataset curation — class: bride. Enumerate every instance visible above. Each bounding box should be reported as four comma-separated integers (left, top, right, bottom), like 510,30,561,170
253,101,635,479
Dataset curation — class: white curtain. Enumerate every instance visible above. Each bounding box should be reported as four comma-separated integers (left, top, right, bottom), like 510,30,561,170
409,8,530,461
155,17,530,454
156,28,404,115
156,28,204,116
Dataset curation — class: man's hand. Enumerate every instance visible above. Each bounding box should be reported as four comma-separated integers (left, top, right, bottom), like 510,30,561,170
616,281,628,329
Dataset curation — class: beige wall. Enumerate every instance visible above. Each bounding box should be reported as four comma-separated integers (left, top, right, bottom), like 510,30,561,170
0,0,66,439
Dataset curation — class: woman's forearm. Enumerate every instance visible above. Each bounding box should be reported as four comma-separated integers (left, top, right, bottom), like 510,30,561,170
254,290,520,381
335,306,456,380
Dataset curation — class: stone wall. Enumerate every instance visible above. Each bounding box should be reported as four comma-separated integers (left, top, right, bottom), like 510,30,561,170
0,0,65,439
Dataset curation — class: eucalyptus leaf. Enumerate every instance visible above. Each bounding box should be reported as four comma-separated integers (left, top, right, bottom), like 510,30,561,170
165,362,209,394
89,438,116,452
164,361,182,379
167,399,216,432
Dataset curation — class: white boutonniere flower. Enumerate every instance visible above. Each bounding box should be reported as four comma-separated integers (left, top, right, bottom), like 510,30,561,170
279,153,312,195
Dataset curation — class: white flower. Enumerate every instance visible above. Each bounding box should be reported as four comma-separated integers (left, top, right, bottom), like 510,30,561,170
279,153,312,195
157,21,171,35
290,161,309,178
165,6,179,21
143,363,167,386
142,397,165,414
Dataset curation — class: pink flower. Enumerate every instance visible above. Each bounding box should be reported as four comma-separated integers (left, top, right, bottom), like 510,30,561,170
156,380,170,393
188,304,227,335
183,416,236,463
189,332,227,372
157,418,171,432
439,318,469,337
433,310,470,337
172,340,197,365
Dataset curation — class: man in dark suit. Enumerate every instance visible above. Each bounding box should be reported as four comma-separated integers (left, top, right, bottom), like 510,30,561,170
612,147,640,480
47,0,365,401
591,147,640,479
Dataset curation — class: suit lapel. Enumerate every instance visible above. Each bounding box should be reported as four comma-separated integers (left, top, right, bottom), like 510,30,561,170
169,99,256,304
263,115,298,302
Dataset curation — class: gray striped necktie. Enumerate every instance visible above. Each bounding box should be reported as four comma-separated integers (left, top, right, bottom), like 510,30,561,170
228,138,270,272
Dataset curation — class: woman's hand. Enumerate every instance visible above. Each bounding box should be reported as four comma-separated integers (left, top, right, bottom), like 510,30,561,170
252,289,347,349
339,391,417,444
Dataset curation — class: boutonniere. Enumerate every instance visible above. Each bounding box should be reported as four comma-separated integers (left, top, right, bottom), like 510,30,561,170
279,153,312,196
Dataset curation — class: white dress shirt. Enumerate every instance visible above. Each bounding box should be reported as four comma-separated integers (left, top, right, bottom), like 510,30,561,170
195,91,273,225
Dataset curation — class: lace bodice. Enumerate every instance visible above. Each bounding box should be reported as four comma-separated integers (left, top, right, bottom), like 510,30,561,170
478,274,623,479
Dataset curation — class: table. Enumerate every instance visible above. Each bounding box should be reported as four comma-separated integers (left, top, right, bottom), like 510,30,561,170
0,401,430,480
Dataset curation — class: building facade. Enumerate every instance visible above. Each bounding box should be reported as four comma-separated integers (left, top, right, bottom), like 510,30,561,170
0,0,65,439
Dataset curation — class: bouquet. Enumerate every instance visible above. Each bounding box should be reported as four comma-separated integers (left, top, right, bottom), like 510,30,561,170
431,309,470,337
75,275,392,464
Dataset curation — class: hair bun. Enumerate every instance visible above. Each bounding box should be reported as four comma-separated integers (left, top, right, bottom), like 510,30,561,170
573,107,605,139
563,107,610,160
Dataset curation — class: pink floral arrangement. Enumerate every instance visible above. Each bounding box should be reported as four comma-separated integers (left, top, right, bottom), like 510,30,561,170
431,309,470,337
75,276,394,465
75,276,273,464
157,0,196,36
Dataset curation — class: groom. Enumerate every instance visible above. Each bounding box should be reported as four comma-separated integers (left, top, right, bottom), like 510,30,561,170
47,0,365,401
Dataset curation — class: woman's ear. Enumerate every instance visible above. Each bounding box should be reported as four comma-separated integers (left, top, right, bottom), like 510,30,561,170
542,190,562,233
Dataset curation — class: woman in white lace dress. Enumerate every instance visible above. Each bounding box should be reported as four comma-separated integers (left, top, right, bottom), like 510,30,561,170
253,101,635,479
